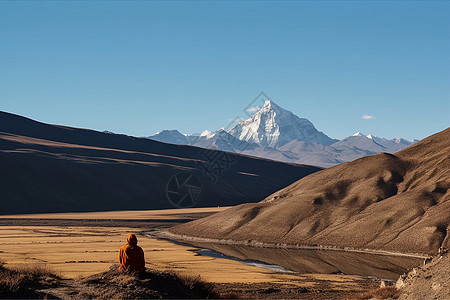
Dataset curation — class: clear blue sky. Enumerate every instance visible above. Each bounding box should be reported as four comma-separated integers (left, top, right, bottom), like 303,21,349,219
1,1,449,140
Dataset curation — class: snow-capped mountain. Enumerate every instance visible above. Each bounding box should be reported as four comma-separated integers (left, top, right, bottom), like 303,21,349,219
149,102,418,168
335,132,418,153
228,100,337,147
332,132,388,154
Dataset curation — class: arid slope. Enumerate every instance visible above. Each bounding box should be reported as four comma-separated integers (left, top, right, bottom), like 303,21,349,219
396,254,449,299
170,128,450,255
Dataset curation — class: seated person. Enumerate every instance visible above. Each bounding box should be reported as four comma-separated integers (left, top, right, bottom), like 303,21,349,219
119,234,145,274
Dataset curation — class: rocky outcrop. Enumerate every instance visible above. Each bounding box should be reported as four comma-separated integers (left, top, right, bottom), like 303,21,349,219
396,253,449,299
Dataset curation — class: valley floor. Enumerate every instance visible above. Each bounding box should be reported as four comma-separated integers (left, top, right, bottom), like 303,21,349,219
0,208,408,299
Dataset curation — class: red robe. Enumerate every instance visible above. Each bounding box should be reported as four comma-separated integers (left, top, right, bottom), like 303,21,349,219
119,234,145,274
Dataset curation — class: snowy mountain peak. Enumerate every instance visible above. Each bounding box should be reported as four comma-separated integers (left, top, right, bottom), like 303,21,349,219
352,132,384,142
353,132,366,137
200,130,216,139
393,137,416,145
262,99,272,108
228,101,336,147
350,132,416,144
259,99,291,118
261,99,281,110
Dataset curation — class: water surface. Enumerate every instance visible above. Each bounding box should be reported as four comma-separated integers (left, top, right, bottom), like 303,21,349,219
188,242,423,280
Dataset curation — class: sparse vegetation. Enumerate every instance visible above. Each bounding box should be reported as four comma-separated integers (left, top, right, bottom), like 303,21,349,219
167,271,218,298
1,262,220,299
0,261,60,298
74,265,220,299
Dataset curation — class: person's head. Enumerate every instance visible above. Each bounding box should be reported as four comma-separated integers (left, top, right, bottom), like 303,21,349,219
127,234,138,246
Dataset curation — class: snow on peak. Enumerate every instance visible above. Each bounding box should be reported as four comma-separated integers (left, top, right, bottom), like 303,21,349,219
353,132,365,137
228,100,336,147
262,99,272,107
260,99,285,115
200,130,216,139
262,99,278,109
352,132,383,141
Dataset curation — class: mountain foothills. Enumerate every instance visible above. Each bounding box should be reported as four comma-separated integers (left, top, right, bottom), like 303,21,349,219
169,127,450,255
0,111,320,214
150,100,418,168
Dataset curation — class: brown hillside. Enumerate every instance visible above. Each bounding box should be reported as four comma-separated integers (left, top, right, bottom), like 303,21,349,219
0,111,320,214
170,128,450,255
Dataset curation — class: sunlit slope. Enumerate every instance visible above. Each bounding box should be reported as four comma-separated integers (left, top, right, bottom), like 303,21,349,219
0,111,321,214
170,128,450,255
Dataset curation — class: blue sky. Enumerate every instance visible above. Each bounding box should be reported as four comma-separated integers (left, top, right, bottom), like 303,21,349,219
1,1,449,140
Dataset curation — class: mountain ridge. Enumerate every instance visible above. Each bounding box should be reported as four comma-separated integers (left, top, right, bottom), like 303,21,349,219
150,101,418,167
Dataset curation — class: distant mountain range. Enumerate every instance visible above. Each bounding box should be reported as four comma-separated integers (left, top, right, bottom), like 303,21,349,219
150,100,419,167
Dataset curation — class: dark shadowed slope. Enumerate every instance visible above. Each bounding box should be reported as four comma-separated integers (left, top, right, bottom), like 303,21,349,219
170,128,450,255
0,111,321,214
